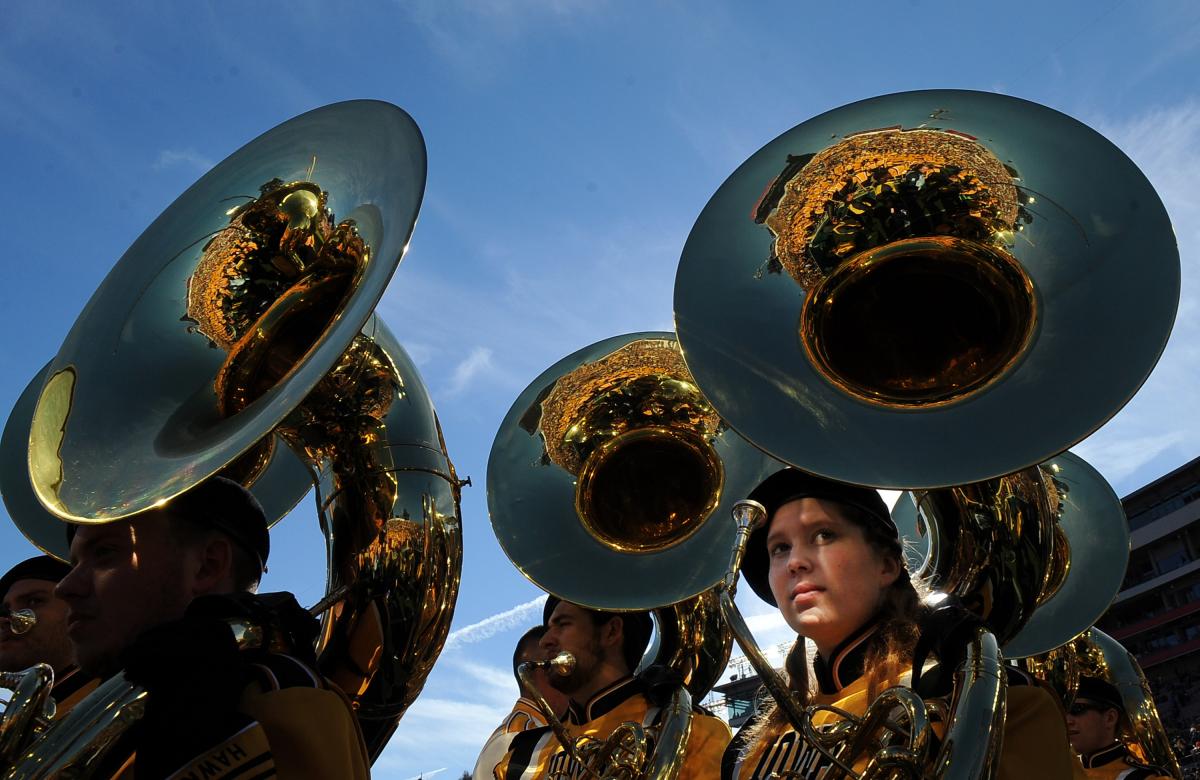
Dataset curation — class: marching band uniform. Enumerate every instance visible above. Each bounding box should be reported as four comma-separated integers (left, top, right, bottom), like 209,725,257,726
95,594,370,780
722,621,1079,780
494,675,730,780
1076,741,1172,780
473,697,551,780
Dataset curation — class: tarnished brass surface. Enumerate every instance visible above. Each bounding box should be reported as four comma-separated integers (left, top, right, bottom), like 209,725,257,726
675,89,1180,488
1072,629,1182,780
488,331,784,610
892,451,1130,657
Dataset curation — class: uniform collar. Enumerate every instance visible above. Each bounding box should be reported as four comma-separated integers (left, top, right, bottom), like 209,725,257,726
1080,741,1127,768
813,621,879,695
565,675,641,723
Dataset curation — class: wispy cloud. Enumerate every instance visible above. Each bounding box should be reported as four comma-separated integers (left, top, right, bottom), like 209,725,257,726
153,148,214,173
443,594,547,651
446,346,497,398
1076,98,1200,492
395,0,604,82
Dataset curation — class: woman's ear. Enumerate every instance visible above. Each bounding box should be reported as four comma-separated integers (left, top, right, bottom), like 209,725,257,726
878,552,902,588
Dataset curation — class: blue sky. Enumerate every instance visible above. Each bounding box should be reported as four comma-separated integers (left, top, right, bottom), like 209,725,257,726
1,1,1198,777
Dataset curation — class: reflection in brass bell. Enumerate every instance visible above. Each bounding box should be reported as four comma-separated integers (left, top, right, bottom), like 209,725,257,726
675,89,1179,489
489,331,785,611
891,450,1130,655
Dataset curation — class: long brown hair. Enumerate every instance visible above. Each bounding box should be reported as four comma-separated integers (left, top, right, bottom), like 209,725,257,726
742,501,925,752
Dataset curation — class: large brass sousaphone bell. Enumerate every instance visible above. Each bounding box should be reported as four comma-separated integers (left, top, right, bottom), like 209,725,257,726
674,89,1179,489
891,450,1131,657
0,101,462,771
489,331,783,613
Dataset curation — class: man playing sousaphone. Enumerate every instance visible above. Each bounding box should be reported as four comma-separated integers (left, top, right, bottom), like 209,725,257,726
721,468,1080,780
55,476,370,779
492,596,730,780
1,555,96,716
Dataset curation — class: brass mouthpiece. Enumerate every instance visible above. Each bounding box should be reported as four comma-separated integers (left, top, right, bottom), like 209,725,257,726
521,651,576,678
0,608,36,636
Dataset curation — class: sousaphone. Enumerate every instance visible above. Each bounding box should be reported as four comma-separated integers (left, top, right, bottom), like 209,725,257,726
674,89,1179,489
0,101,462,772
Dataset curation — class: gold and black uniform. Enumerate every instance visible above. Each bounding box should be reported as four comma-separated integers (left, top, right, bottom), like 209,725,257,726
1077,741,1172,780
473,698,551,780
494,676,730,780
722,624,1080,780
99,650,369,780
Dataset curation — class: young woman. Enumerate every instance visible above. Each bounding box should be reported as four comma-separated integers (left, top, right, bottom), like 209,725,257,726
720,468,1081,780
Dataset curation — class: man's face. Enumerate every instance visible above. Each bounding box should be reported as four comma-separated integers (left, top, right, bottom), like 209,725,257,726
1065,701,1119,755
540,602,605,697
55,513,196,677
0,578,73,673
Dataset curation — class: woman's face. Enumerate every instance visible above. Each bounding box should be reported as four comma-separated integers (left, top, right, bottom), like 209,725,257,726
765,497,901,657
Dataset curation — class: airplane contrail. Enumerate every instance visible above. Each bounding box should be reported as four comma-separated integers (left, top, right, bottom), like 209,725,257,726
403,767,447,780
443,594,548,650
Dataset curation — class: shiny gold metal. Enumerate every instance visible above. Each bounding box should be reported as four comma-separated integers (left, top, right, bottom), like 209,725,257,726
1070,629,1182,779
892,451,1131,657
800,236,1036,409
0,665,56,766
519,653,693,780
1,101,459,771
540,338,724,556
675,90,1180,489
491,333,773,780
489,331,785,610
0,610,35,637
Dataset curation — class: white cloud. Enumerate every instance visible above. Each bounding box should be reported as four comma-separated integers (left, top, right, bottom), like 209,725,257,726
153,147,215,173
1074,98,1200,492
446,346,497,398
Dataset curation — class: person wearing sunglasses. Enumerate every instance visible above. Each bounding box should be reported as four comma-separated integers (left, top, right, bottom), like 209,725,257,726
1066,676,1172,779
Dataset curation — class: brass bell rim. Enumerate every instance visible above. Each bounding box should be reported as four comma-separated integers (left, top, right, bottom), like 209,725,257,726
24,100,427,522
2,363,309,559
575,425,724,555
674,88,1179,489
799,235,1038,409
488,331,783,611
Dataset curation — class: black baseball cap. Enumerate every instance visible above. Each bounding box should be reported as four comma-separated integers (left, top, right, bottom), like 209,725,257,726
66,476,269,572
0,555,72,602
1076,675,1124,713
739,468,896,605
